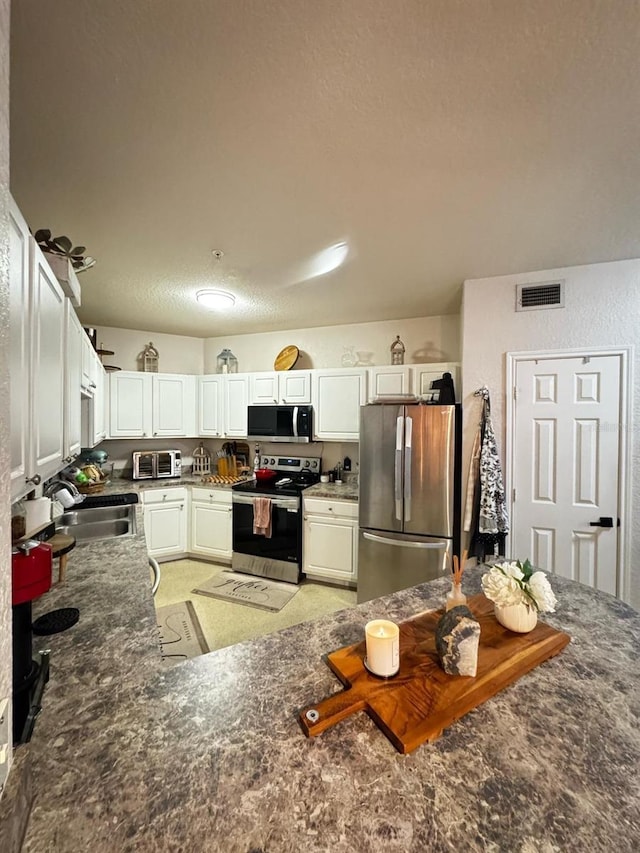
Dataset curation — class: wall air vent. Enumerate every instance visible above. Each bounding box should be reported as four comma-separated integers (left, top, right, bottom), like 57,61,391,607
516,280,564,312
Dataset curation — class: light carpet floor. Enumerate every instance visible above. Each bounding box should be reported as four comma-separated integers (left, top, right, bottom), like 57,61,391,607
153,558,356,652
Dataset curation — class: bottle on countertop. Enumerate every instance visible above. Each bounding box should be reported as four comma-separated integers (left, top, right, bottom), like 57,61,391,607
335,463,343,484
253,445,261,474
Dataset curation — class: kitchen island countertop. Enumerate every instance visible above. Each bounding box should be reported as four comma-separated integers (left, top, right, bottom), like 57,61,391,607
14,511,640,851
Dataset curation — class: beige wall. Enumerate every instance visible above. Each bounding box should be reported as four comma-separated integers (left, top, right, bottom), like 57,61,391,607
95,314,460,377
94,326,205,374
204,314,460,373
0,0,11,780
461,259,640,609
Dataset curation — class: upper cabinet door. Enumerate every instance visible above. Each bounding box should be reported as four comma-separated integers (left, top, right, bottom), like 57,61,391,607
9,200,30,499
224,374,249,437
30,240,66,481
280,371,311,404
152,374,196,437
250,370,311,404
199,375,224,436
413,363,461,402
109,371,153,438
311,368,367,441
250,372,280,404
64,304,83,461
368,366,412,401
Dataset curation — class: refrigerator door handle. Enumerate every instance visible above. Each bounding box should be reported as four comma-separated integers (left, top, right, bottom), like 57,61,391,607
395,415,403,521
362,532,448,549
404,415,412,521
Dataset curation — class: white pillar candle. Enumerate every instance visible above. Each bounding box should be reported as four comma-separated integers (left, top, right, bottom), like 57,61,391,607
365,619,400,677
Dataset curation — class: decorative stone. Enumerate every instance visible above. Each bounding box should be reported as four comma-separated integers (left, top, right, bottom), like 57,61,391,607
435,605,481,677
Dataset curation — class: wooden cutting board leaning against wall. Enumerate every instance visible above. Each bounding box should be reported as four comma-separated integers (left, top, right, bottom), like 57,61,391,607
299,594,570,754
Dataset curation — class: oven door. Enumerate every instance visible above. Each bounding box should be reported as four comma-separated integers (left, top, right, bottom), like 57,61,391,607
231,493,301,584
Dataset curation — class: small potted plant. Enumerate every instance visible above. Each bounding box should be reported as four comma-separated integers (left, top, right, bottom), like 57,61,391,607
34,229,96,273
481,559,557,632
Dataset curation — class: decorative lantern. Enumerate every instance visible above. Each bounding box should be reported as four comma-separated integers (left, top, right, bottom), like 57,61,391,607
192,443,212,477
139,341,159,372
216,348,238,374
390,335,405,366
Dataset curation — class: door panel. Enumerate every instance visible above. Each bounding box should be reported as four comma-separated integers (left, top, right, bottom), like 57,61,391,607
404,405,455,537
513,355,621,595
358,404,404,533
357,529,450,603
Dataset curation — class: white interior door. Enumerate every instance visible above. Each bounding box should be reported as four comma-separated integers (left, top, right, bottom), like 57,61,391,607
511,353,623,595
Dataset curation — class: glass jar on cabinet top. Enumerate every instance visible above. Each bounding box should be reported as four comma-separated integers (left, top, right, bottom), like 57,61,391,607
216,348,238,374
390,335,405,365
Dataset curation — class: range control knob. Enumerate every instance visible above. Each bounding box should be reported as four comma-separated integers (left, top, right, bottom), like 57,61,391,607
310,460,318,468
270,458,276,465
304,460,310,467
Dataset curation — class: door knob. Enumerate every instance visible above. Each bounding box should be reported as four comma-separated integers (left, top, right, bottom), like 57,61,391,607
589,516,616,528
25,474,41,485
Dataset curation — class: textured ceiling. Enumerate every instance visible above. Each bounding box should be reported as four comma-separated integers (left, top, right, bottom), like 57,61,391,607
9,0,640,337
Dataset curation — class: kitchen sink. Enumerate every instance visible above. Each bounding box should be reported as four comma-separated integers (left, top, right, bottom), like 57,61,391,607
55,505,137,542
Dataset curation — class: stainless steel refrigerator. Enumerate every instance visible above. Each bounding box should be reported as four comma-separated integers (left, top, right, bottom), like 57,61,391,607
357,402,461,603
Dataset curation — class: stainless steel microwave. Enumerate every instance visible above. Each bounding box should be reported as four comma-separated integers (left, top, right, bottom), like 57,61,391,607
132,450,182,479
247,405,313,443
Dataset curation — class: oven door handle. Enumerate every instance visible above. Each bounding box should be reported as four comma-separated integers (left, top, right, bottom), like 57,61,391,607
232,494,299,511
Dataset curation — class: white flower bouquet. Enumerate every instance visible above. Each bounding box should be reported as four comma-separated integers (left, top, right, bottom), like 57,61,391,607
481,559,557,613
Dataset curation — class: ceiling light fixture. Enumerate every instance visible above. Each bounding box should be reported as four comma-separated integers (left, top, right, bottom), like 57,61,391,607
196,289,236,310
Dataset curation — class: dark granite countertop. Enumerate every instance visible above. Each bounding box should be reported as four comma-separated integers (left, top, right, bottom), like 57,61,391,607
13,509,640,852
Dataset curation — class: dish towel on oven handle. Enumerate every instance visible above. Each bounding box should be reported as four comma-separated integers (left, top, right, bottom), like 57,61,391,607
253,497,272,538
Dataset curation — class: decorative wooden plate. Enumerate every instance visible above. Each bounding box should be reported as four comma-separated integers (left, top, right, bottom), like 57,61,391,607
274,345,299,371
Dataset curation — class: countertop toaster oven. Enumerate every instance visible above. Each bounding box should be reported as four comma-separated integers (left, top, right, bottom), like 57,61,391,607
132,450,181,479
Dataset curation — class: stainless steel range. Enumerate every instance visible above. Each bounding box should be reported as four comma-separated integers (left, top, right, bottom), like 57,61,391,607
231,455,321,584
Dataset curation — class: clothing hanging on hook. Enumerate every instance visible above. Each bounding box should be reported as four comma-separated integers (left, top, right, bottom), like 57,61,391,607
468,388,509,560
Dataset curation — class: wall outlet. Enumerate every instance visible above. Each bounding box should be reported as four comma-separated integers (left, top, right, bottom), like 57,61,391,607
0,696,10,798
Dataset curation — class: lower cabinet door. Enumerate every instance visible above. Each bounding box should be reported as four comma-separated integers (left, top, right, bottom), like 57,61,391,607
190,501,232,560
303,514,358,583
144,502,187,559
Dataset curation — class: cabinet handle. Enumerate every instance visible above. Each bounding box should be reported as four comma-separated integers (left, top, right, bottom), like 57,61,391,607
273,398,278,403
153,432,158,436
90,382,96,388
25,474,42,486
180,504,184,510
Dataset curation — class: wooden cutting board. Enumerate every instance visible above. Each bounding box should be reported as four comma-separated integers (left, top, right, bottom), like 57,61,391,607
299,594,570,754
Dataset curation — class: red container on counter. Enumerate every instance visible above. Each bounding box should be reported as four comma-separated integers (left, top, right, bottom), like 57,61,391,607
11,541,53,606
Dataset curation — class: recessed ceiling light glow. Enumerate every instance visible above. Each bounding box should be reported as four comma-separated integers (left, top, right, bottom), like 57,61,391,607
196,289,236,309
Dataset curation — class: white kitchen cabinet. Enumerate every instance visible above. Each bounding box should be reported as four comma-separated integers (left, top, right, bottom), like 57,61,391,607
142,487,188,560
29,237,66,485
63,303,83,463
303,497,358,584
80,331,93,394
224,373,250,437
108,371,196,438
311,368,368,441
152,374,196,437
412,362,461,402
190,487,232,561
367,366,412,401
198,375,224,436
250,370,311,405
109,371,153,438
9,199,31,500
81,347,107,448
